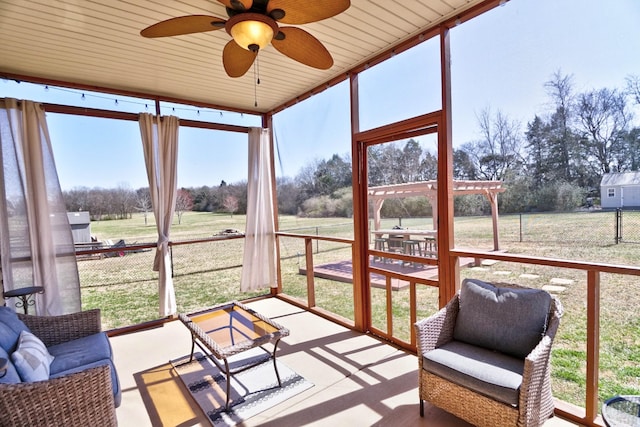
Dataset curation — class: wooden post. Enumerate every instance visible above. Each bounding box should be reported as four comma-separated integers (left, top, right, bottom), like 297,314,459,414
427,193,438,230
484,191,500,251
585,270,600,423
264,114,282,296
350,72,368,332
437,25,458,307
305,237,315,308
373,198,384,230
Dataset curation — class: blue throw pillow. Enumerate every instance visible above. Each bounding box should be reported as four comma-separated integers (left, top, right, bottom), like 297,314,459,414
453,278,552,359
11,330,55,382
0,307,32,353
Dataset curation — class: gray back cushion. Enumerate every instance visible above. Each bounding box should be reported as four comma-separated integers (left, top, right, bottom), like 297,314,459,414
453,278,552,359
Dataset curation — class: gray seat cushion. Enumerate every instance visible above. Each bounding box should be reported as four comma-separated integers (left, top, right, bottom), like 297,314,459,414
48,332,113,375
0,307,31,353
453,278,551,359
423,340,524,406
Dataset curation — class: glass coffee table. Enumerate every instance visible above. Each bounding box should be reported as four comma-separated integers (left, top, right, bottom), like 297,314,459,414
178,301,289,411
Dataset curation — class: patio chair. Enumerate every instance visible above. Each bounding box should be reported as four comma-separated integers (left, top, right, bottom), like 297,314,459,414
387,234,404,254
373,238,390,263
0,309,118,427
424,236,437,257
414,278,563,427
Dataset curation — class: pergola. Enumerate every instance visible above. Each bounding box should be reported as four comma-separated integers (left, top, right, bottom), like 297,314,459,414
368,180,506,250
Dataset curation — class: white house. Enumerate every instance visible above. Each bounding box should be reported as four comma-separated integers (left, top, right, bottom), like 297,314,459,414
601,172,640,208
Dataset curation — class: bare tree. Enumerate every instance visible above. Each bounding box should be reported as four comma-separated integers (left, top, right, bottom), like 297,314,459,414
86,188,108,220
626,74,640,105
175,189,193,225
467,107,523,180
223,194,239,218
576,87,631,174
135,188,152,225
63,187,90,212
112,183,135,219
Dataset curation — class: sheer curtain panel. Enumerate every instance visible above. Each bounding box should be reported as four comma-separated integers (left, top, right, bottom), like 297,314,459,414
0,98,81,315
139,113,179,317
241,128,277,292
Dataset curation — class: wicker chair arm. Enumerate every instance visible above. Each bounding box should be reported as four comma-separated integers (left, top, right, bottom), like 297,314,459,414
0,365,117,427
518,305,562,426
414,294,459,357
18,309,102,347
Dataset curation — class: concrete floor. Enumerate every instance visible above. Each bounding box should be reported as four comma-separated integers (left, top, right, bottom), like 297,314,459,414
110,297,580,426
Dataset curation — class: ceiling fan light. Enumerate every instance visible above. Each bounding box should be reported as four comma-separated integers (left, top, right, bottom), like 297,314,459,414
226,13,278,52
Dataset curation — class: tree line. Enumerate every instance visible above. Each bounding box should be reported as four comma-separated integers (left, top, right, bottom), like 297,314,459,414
458,71,640,213
63,181,245,222
278,71,640,217
62,71,640,220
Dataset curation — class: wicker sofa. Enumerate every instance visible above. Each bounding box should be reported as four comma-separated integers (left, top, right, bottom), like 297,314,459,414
415,278,563,427
0,307,119,427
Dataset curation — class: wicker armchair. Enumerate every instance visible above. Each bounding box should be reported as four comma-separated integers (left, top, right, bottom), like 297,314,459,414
415,279,563,427
0,309,118,427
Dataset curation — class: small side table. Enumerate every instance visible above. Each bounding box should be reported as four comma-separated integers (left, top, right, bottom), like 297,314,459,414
603,395,640,427
3,286,44,314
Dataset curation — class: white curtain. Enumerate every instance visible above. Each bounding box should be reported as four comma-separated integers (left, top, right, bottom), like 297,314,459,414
0,98,81,315
241,128,277,291
139,113,179,316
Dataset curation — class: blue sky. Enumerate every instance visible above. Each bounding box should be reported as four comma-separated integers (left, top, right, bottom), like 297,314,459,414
263,0,640,178
2,0,639,190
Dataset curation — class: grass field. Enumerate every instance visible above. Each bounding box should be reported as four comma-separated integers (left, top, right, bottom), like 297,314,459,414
82,210,640,409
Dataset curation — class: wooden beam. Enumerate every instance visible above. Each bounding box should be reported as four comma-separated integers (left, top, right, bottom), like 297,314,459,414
452,248,640,276
1,72,259,116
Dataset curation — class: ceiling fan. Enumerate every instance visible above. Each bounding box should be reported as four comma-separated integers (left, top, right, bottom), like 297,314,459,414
141,0,350,78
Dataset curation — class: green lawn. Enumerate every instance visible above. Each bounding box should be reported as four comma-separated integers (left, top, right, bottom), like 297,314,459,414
81,210,640,410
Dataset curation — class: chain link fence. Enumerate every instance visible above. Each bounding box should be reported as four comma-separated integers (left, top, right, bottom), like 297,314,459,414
78,221,354,292
615,209,640,244
499,209,640,247
77,237,249,289
77,210,640,296
78,210,640,291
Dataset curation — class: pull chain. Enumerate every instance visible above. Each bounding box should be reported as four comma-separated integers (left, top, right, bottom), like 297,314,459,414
253,54,260,107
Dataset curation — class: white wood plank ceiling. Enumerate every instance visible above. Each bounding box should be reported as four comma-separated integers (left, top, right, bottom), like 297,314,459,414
0,0,486,113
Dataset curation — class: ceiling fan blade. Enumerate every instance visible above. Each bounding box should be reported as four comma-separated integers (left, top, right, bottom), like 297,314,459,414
216,0,253,10
271,27,333,69
223,40,257,77
141,15,225,38
267,0,350,24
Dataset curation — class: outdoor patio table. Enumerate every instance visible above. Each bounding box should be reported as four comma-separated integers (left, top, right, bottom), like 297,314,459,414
602,395,640,427
178,301,289,411
372,229,437,240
